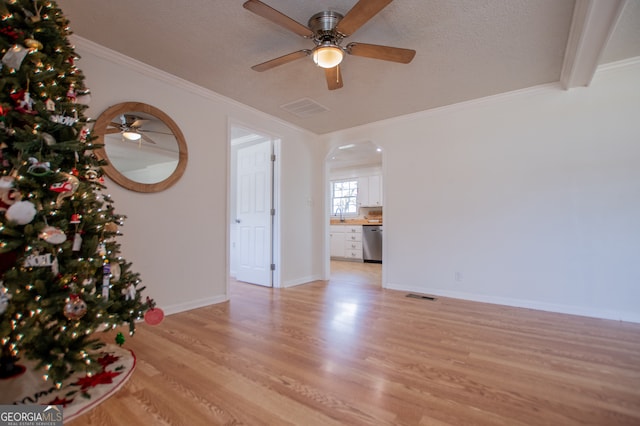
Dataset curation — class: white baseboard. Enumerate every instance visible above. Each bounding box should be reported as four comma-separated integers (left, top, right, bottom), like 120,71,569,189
385,283,640,324
162,295,228,316
280,274,324,288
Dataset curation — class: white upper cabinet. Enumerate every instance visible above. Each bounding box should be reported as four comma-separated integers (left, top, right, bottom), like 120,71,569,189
358,174,383,207
368,175,382,206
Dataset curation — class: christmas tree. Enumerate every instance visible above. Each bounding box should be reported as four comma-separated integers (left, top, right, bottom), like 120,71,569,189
0,0,152,385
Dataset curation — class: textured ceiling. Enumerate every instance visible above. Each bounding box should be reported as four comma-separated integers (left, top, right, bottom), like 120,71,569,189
57,0,640,136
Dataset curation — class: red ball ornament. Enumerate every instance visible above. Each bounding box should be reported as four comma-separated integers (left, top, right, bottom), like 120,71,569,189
144,307,164,326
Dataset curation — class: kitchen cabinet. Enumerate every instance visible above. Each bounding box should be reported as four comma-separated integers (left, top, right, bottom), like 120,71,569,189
330,225,345,258
343,225,362,260
330,225,362,260
357,175,383,207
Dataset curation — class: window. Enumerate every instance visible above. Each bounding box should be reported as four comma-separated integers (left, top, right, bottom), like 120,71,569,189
331,179,358,218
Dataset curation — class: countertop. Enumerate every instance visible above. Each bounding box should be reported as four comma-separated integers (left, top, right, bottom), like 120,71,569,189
330,219,382,225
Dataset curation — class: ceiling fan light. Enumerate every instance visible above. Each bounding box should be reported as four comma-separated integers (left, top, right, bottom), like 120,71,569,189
312,45,344,69
122,131,141,141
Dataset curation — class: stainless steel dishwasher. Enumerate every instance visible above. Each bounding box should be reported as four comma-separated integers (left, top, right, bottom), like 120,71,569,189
362,225,383,263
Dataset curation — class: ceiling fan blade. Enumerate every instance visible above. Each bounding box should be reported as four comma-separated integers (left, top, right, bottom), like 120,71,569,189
251,50,311,72
139,129,173,136
325,66,343,90
140,133,157,145
105,128,121,134
346,42,415,63
243,0,313,38
335,0,393,37
131,119,149,128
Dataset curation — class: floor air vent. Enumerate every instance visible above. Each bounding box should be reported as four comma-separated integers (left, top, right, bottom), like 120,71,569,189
406,294,437,301
280,97,329,118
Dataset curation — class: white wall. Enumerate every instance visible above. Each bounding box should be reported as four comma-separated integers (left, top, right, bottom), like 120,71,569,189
73,37,322,313
75,34,639,322
322,60,640,322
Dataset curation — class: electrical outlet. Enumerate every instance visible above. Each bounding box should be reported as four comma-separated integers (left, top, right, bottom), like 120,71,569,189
455,271,463,282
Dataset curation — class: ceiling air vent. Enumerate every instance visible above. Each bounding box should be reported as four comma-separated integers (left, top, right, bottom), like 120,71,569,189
280,97,329,118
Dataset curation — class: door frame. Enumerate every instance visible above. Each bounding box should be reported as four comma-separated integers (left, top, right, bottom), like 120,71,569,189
323,140,385,285
228,121,281,292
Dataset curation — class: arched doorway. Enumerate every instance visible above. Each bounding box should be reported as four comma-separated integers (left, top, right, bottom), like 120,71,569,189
326,141,383,285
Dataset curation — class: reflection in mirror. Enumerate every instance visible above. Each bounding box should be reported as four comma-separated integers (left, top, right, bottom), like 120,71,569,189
94,102,187,193
104,111,178,184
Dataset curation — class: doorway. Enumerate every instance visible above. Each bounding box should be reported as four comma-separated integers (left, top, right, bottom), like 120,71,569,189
326,141,383,285
229,125,280,287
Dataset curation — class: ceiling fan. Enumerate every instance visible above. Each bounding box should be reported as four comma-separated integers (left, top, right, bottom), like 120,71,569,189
243,0,416,90
105,114,170,145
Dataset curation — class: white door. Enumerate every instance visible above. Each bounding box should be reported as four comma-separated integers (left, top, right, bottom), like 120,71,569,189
236,140,273,286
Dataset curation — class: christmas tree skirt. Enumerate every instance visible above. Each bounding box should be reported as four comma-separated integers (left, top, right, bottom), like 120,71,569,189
0,344,135,423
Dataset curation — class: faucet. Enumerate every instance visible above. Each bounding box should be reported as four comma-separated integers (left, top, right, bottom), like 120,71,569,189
334,207,345,222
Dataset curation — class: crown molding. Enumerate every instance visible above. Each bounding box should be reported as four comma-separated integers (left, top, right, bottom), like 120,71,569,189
69,35,315,137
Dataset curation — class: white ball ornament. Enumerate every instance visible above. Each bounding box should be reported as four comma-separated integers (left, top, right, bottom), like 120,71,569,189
5,200,37,225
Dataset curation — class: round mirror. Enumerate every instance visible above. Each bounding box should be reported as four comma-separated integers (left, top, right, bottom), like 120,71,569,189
93,102,188,192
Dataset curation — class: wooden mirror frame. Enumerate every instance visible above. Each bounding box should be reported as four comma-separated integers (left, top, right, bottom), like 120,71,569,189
93,102,188,193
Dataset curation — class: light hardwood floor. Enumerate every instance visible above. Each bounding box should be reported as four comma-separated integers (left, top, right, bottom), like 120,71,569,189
70,261,640,425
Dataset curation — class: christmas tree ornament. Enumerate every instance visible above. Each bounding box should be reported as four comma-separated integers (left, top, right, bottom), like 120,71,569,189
24,38,43,51
0,176,14,189
115,332,125,346
72,232,82,251
41,132,56,146
66,84,76,102
52,173,79,207
0,176,21,212
5,200,37,225
49,113,78,126
144,306,164,326
104,222,118,233
84,168,99,181
78,127,90,143
0,283,12,315
123,283,136,301
23,252,54,268
1,45,28,69
111,262,121,281
0,105,9,122
23,2,44,23
63,294,87,320
27,157,51,176
10,90,37,114
51,256,59,276
0,27,21,42
45,98,56,112
70,213,81,223
39,226,67,244
102,262,110,300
